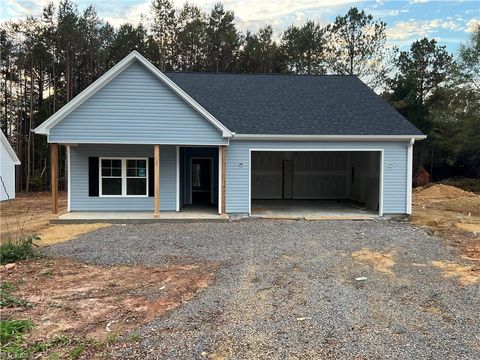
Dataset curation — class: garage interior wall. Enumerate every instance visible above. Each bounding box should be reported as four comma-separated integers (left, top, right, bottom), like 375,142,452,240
251,151,380,210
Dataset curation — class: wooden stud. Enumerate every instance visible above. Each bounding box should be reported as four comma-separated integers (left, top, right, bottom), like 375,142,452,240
221,145,227,216
154,144,160,217
50,143,59,215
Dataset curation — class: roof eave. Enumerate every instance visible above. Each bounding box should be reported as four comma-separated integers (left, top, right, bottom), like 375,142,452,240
1,132,21,164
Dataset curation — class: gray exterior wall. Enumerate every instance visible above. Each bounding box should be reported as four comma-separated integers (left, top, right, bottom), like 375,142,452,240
70,144,176,211
49,61,227,145
226,140,409,214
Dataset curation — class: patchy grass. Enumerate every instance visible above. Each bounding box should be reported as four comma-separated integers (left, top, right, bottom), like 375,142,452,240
0,257,217,358
351,248,396,275
1,192,110,247
0,318,34,358
0,282,31,308
0,234,40,265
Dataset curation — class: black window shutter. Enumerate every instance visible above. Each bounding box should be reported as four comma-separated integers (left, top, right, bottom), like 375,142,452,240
88,157,99,197
148,158,154,197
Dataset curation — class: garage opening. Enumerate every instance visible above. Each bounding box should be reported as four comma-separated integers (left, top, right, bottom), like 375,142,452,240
251,150,381,218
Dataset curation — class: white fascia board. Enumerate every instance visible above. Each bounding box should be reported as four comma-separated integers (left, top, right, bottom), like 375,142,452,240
1,131,21,164
233,134,427,141
34,51,233,138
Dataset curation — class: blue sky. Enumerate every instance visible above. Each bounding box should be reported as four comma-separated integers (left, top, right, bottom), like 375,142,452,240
1,0,479,53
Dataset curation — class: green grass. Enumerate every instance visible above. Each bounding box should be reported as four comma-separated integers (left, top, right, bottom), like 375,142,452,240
0,318,34,358
0,282,31,308
69,344,85,359
441,177,480,194
0,234,40,265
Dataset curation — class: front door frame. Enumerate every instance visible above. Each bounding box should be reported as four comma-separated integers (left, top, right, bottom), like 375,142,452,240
189,157,214,205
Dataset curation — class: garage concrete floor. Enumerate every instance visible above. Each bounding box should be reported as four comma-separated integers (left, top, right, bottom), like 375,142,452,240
251,199,378,219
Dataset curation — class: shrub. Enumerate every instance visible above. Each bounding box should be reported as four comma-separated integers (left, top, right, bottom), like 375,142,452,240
0,235,40,265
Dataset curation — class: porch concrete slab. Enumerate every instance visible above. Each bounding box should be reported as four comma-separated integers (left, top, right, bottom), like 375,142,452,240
51,210,225,224
251,199,378,220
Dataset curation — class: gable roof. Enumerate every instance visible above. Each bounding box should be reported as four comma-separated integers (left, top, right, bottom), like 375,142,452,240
34,51,232,138
166,72,425,139
1,131,21,165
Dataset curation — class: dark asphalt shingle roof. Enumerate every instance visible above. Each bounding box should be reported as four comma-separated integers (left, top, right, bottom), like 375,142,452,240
165,72,423,136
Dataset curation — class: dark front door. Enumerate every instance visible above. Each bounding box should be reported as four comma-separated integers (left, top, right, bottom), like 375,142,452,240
191,158,212,204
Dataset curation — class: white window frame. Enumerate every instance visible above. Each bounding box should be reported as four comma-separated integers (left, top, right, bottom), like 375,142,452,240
99,157,149,197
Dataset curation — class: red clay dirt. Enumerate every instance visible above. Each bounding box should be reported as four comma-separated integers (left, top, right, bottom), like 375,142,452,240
411,184,480,261
1,258,218,344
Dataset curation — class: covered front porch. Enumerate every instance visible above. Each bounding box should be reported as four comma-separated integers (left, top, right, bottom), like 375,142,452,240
49,143,228,222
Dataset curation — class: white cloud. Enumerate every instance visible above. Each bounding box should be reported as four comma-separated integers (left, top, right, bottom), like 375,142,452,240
103,1,151,28
369,8,409,17
465,18,480,32
2,0,362,33
387,18,463,41
3,0,51,19
182,0,361,34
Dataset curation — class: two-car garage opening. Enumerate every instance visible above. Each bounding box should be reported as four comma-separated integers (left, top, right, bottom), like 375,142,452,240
251,150,382,218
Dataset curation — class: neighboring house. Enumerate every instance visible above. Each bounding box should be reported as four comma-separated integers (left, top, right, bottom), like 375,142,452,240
0,131,21,201
34,51,425,218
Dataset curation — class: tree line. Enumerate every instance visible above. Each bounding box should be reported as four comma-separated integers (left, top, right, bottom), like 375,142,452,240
1,0,479,192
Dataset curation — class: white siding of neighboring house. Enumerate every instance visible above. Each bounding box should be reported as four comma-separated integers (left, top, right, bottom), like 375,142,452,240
0,133,20,201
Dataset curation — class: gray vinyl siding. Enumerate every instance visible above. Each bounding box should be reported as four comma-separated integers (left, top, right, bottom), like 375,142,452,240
226,140,408,215
70,144,176,211
49,61,227,145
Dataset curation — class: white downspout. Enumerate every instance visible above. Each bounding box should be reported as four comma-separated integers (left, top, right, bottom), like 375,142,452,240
406,138,415,215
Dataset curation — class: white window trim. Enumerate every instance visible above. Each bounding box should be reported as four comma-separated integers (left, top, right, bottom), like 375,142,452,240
99,157,149,197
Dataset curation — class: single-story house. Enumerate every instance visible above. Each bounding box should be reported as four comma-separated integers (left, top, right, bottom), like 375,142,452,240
0,131,21,201
34,51,425,220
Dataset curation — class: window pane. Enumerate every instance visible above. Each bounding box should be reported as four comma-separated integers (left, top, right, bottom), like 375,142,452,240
127,178,146,195
101,159,111,168
102,168,111,176
102,178,122,195
127,168,136,177
112,168,122,177
137,160,146,177
137,167,146,177
112,159,121,168
127,160,136,169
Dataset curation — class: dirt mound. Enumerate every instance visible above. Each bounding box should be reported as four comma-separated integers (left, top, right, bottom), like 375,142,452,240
415,184,475,199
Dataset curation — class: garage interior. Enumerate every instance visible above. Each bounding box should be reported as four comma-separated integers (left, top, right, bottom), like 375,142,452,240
251,151,381,218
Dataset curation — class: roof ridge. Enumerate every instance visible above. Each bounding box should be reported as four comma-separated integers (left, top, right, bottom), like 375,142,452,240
165,72,357,77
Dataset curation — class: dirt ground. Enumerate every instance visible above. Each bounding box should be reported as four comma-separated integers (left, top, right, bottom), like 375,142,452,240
0,192,111,246
410,183,480,261
1,257,217,357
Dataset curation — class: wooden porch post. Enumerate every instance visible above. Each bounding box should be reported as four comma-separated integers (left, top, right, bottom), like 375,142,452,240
50,143,59,216
154,144,160,217
221,145,227,216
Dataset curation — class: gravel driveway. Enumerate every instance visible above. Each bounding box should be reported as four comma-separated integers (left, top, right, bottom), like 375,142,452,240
45,219,480,359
